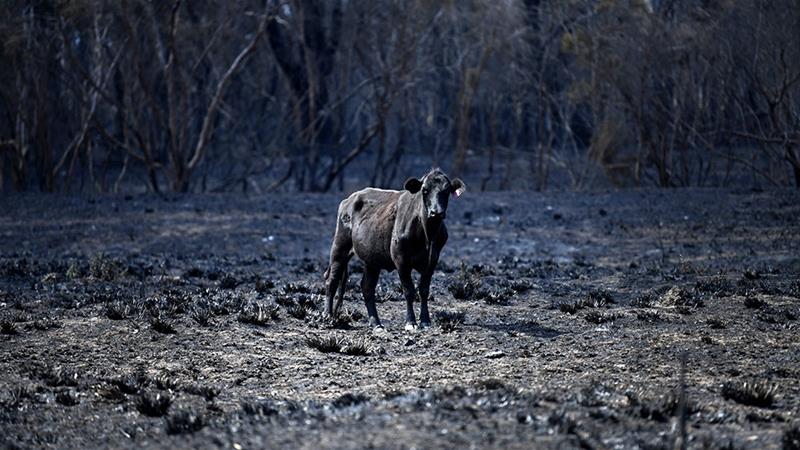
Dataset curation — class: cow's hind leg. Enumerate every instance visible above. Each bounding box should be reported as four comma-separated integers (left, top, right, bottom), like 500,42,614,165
324,229,352,319
361,266,382,328
332,253,352,315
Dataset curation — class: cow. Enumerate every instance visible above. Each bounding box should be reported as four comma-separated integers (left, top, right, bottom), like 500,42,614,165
323,169,465,330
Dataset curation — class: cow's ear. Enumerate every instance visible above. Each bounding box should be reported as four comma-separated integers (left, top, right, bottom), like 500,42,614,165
451,178,466,197
404,177,422,193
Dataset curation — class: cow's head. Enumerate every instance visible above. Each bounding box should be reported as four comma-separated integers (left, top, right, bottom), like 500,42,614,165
404,169,465,221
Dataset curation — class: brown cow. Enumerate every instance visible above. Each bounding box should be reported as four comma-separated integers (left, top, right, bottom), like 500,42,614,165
323,169,465,330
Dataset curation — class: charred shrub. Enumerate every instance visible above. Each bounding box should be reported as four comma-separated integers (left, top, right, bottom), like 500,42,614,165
585,311,621,324
744,297,767,309
479,286,515,305
784,425,800,450
721,381,777,407
558,302,579,314
89,253,121,281
28,318,61,331
627,388,694,422
586,289,615,307
254,277,274,293
109,374,145,395
219,275,238,290
241,399,279,416
287,304,314,320
153,373,181,391
447,262,481,300
184,383,218,401
55,390,80,406
136,392,172,417
42,367,79,387
104,301,129,320
694,276,734,297
636,310,663,323
283,282,312,294
150,316,177,334
0,320,18,335
757,307,797,325
189,304,211,326
305,335,371,356
333,392,369,408
238,301,279,327
435,310,465,333
165,410,205,434
661,286,704,309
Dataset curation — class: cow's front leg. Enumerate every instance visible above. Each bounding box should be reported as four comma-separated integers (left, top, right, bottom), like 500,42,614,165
417,247,441,329
398,268,418,331
418,272,433,328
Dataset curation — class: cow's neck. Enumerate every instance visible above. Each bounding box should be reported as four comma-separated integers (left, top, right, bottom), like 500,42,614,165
414,193,441,250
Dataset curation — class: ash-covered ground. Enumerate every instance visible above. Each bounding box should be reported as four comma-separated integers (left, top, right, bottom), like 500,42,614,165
1,188,799,449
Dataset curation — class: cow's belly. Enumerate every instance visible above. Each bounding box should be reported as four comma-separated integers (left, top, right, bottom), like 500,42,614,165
351,217,396,271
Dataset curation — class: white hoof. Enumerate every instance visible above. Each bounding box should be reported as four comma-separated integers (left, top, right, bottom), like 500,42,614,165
404,323,418,332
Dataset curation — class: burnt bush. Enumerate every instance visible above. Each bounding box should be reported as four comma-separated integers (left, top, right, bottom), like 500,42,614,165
694,276,735,297
305,335,371,356
435,310,466,333
584,311,621,324
136,392,172,417
586,289,615,307
332,392,369,408
241,399,279,416
184,383,218,401
0,320,18,335
55,390,80,406
636,310,663,323
89,253,121,281
238,302,279,327
150,316,177,334
42,367,80,387
165,410,205,434
784,425,800,450
104,301,129,320
744,297,767,309
721,381,777,407
706,318,727,329
447,263,481,301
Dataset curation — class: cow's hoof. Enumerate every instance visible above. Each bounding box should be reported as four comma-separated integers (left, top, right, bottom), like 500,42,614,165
372,325,386,334
404,323,418,332
419,321,432,329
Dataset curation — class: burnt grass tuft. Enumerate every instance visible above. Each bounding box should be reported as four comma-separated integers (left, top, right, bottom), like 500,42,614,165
1,320,18,335
785,425,800,450
41,367,79,387
584,311,622,324
744,296,767,309
435,310,465,332
165,410,205,434
238,302,280,326
447,262,481,300
305,335,371,356
136,391,172,417
636,310,663,323
150,316,177,334
241,399,279,416
721,380,778,407
55,390,80,406
104,301,129,320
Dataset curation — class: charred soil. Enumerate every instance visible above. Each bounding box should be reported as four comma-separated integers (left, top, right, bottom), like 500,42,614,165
1,189,799,449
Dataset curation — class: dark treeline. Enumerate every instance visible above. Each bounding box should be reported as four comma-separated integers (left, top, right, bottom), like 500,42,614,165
1,0,799,193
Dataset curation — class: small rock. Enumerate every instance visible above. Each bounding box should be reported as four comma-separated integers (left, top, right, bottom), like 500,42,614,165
404,339,415,347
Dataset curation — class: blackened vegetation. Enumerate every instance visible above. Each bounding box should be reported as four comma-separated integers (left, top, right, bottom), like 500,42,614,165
1,190,798,448
165,410,205,435
238,302,280,327
305,335,371,356
136,392,172,417
721,381,778,408
435,311,466,333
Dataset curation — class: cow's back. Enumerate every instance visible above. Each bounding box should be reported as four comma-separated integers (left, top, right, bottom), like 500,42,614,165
343,188,403,271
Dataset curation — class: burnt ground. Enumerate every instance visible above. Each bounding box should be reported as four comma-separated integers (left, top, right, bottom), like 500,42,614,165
1,188,799,449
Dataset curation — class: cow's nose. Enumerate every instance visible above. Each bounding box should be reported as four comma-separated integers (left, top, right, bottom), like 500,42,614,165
429,210,445,219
